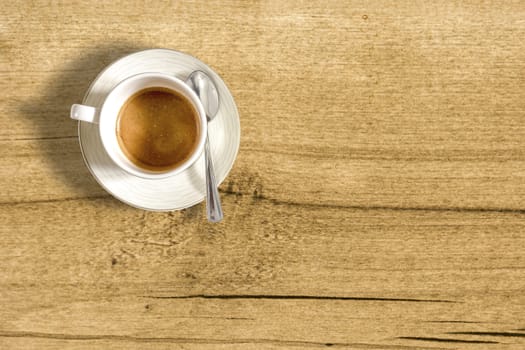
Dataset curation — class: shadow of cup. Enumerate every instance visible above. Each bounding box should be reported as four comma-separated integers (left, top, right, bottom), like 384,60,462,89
19,42,148,200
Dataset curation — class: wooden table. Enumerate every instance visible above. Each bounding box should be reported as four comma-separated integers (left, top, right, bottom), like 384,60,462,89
1,1,524,349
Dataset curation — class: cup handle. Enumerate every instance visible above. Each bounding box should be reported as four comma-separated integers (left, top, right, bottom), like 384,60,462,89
70,104,99,124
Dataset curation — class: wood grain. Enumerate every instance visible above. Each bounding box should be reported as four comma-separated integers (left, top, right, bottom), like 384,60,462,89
1,1,524,349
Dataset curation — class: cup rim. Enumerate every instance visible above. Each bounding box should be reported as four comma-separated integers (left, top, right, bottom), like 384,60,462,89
98,72,208,179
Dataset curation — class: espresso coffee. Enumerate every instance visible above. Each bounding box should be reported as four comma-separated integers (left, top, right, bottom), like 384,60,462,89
116,87,200,171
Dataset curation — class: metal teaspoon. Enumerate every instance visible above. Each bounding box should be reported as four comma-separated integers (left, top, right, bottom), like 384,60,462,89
186,70,223,222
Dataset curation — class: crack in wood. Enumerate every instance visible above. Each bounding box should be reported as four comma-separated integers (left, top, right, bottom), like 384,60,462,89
399,336,498,344
0,330,449,349
220,189,525,214
142,294,457,303
0,195,111,206
4,135,78,142
448,331,525,338
1,188,524,215
168,316,255,320
425,321,482,324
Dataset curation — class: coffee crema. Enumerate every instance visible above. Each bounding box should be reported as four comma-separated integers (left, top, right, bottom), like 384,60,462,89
116,87,200,171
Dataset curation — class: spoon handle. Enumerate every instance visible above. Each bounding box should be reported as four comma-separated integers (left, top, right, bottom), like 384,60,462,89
205,133,223,222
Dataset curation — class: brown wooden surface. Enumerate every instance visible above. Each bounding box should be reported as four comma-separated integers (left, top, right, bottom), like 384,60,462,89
1,1,525,349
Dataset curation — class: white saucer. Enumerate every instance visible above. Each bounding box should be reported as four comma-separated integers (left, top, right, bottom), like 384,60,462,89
78,49,240,211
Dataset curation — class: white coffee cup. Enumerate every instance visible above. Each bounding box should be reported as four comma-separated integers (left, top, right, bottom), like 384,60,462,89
70,72,207,179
